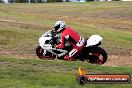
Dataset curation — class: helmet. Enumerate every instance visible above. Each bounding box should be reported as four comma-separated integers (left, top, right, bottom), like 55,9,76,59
54,21,66,33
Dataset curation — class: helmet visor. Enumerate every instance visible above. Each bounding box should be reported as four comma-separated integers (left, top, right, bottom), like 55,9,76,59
54,24,60,32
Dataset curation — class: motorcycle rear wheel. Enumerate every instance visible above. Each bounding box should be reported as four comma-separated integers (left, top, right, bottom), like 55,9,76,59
36,46,55,60
86,47,107,65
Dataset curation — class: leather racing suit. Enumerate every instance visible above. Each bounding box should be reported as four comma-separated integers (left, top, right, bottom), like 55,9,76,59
56,27,85,61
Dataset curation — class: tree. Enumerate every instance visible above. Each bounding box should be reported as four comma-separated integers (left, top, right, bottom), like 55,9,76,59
2,0,9,3
47,0,62,2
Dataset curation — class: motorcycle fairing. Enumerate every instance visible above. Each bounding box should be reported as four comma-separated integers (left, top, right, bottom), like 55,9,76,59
86,35,103,47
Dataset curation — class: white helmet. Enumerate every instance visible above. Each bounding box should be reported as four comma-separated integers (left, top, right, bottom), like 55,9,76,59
54,21,66,33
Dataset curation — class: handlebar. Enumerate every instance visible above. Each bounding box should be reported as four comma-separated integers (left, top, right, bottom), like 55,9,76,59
49,30,61,48
51,30,57,37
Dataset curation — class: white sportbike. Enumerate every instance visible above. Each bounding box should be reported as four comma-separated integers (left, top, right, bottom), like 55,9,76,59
36,30,107,64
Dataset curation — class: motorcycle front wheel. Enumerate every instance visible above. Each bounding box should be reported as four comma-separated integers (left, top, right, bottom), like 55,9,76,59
86,47,107,65
36,46,55,60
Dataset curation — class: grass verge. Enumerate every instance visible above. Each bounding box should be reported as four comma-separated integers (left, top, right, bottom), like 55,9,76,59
0,55,132,88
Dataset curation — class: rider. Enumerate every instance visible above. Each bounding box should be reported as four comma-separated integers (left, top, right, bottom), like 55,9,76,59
53,21,85,61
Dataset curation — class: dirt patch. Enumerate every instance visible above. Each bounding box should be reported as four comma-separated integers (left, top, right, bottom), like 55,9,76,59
103,55,132,67
0,49,36,59
0,19,45,30
75,8,132,32
0,49,132,67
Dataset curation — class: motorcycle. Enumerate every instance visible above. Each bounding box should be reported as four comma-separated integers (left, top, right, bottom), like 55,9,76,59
36,30,107,64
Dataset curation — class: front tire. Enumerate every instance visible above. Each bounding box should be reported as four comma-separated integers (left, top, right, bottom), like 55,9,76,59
86,47,107,64
36,46,55,60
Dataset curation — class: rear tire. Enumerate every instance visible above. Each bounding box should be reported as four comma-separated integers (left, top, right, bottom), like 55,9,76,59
36,46,55,60
86,47,107,64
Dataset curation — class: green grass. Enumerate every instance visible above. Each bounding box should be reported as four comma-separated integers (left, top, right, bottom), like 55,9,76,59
0,55,132,88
